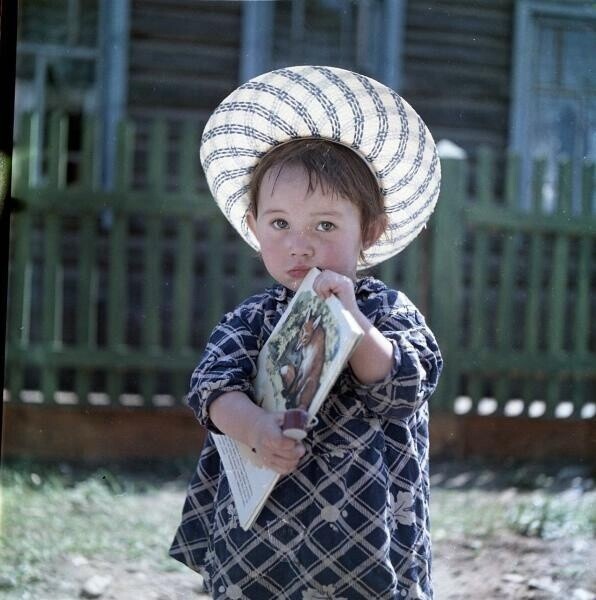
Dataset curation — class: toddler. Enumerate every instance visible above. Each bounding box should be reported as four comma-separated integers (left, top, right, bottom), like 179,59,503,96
170,65,443,600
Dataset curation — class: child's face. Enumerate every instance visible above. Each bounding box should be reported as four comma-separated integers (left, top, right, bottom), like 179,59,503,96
248,165,364,291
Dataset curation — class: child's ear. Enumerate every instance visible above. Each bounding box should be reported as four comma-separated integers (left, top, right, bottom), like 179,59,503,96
246,209,257,236
362,217,387,250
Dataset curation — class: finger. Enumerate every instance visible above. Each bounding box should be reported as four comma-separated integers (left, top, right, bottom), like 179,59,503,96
313,272,338,298
268,454,301,474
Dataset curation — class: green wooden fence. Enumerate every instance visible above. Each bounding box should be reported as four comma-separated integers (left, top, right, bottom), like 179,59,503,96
4,113,596,419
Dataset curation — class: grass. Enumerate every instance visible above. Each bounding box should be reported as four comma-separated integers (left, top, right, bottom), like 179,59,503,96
1,460,594,595
0,461,191,592
431,487,595,542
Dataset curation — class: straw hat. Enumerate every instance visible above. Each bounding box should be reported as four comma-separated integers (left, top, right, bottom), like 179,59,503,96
200,65,441,267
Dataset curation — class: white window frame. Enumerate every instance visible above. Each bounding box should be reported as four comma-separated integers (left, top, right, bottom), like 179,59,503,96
510,0,596,210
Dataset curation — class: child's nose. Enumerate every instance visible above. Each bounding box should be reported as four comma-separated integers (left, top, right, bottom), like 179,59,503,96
288,231,314,256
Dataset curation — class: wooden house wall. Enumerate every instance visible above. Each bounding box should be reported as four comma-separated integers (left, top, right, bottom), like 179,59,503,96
127,0,242,124
126,0,515,160
126,1,243,188
403,0,514,156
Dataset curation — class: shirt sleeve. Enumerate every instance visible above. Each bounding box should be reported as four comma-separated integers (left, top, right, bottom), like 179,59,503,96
186,308,262,433
347,289,443,420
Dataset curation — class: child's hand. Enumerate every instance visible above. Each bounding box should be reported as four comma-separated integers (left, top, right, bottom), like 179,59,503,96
250,411,305,474
313,269,359,316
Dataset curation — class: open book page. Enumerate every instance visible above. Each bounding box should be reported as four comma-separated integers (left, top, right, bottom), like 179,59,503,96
213,268,364,529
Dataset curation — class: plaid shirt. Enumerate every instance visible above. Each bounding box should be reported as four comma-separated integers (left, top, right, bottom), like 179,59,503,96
170,277,442,599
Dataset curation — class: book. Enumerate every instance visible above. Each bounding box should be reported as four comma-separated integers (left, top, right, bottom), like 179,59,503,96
212,267,365,529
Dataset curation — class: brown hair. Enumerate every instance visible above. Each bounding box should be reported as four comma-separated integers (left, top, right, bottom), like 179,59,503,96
248,139,388,253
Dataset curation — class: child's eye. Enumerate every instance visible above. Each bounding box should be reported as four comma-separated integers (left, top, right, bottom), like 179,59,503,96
316,221,336,232
272,219,289,230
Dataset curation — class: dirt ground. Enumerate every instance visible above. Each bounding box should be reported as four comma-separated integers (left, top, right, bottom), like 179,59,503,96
26,531,594,600
3,462,594,600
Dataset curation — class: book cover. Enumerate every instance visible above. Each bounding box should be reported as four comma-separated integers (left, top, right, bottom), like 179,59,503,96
212,267,364,530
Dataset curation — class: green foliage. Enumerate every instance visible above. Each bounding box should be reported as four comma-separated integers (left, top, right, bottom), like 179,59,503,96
0,462,187,592
431,486,595,542
506,490,596,540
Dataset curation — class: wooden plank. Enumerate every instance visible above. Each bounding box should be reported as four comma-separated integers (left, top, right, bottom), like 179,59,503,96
572,162,594,412
522,159,547,409
106,122,135,404
179,120,199,196
129,40,237,76
75,116,99,404
41,212,62,403
131,8,240,45
128,76,233,111
205,216,225,332
452,351,594,378
172,120,199,406
545,160,572,415
116,121,135,192
7,211,32,403
431,157,467,409
494,154,519,411
46,113,68,190
40,113,68,403
75,215,97,405
141,120,168,404
106,213,126,404
464,204,595,236
403,239,422,306
6,115,33,403
468,147,494,408
18,188,217,218
235,238,257,304
143,216,162,352
9,345,200,371
378,256,396,290
172,220,193,353
11,112,31,194
405,36,509,68
78,116,99,190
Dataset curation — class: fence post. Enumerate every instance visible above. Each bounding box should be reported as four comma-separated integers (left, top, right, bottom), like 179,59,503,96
430,149,467,411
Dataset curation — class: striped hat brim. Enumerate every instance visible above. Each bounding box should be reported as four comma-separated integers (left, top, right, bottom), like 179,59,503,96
200,65,441,268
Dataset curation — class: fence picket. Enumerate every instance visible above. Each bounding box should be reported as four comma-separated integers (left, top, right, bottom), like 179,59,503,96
144,217,162,351
236,239,257,302
172,220,194,403
79,116,99,190
431,157,466,410
7,114,33,402
41,213,62,403
141,121,169,404
572,162,594,413
106,122,134,404
545,159,572,415
522,159,546,409
106,214,126,404
47,113,68,189
173,221,193,353
206,216,225,333
494,154,519,412
7,212,32,402
40,114,69,403
402,240,422,307
379,256,396,290
468,147,494,410
74,117,99,404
